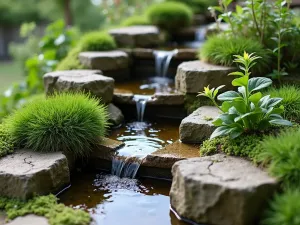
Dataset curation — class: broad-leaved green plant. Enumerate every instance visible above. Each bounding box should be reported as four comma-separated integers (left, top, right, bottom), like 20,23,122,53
199,52,292,139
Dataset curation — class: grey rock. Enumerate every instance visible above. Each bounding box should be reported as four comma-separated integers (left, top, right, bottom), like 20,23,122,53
6,215,49,225
175,60,234,94
79,51,129,71
0,211,5,225
170,154,278,225
149,93,185,106
44,70,114,104
91,137,124,161
108,103,124,126
109,26,160,47
180,106,220,143
0,150,70,200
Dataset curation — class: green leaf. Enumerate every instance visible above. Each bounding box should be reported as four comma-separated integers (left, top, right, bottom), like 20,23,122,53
210,126,232,139
229,127,243,139
217,91,240,101
248,77,272,92
249,92,262,105
221,101,232,112
266,97,283,108
212,118,223,126
269,119,293,126
232,100,247,114
228,71,244,77
219,114,236,125
232,75,249,87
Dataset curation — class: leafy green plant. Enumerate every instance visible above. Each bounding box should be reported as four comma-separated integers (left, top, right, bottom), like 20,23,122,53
55,48,85,71
121,15,150,26
7,93,109,158
199,35,271,74
146,1,193,32
257,127,300,187
0,194,91,225
262,188,300,225
199,52,292,139
265,85,300,122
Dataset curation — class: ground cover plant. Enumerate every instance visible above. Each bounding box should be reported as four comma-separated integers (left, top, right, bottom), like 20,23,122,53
7,92,109,158
0,194,90,225
146,1,193,33
121,16,150,26
199,52,292,139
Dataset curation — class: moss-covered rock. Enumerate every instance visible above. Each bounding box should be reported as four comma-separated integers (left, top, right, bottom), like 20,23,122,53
0,124,14,158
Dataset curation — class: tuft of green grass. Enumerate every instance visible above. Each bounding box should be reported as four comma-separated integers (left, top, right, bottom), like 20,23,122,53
121,16,150,27
0,194,91,225
257,127,300,187
78,31,117,52
265,85,300,123
199,34,271,74
7,92,109,158
262,189,300,225
0,124,14,158
146,1,193,32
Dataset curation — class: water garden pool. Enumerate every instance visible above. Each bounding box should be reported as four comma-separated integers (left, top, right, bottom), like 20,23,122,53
59,171,187,225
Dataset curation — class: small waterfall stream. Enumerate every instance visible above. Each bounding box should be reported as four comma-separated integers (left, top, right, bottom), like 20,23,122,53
153,49,178,77
111,50,178,179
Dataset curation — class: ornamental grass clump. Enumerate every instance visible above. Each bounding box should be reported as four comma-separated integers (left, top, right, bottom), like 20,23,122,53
262,188,300,225
257,127,300,187
146,1,193,32
199,35,271,74
199,52,292,139
7,93,109,158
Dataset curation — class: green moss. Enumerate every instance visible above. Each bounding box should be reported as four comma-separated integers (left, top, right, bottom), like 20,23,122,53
257,127,300,187
56,48,85,71
262,188,300,225
146,1,193,32
265,85,300,123
78,31,117,52
121,16,150,26
7,92,109,158
200,34,271,74
0,195,90,225
166,0,218,14
184,94,213,114
200,134,264,162
0,124,14,158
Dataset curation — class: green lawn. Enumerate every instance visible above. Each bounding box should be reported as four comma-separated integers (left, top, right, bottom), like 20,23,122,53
0,61,23,93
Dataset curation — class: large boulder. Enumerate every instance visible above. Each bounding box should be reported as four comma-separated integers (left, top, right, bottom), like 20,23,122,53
109,26,160,48
170,154,278,225
175,60,234,94
0,150,70,200
180,106,220,143
44,70,114,104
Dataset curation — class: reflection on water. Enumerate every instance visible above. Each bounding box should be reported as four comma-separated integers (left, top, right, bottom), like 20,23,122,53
114,76,175,95
109,120,179,158
59,172,188,225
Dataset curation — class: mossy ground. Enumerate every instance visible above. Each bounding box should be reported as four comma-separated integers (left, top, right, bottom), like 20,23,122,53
184,94,213,114
0,195,90,225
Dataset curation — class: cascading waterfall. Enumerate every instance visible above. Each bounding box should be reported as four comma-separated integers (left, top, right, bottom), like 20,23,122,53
195,26,206,42
133,95,152,122
111,156,143,178
153,49,178,77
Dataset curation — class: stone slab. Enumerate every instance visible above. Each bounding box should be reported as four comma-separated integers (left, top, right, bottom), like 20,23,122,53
6,215,49,225
175,60,234,94
91,137,124,161
180,106,221,143
109,26,160,47
170,154,278,225
44,70,114,104
0,150,70,200
108,103,124,126
79,51,129,71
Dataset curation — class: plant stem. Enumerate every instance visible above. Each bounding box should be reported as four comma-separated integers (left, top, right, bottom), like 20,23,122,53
251,0,262,41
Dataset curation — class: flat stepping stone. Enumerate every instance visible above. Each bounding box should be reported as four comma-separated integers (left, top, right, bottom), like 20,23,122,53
6,215,49,225
109,26,160,47
180,106,220,143
79,51,129,71
170,154,278,225
44,70,114,104
142,140,199,169
175,60,234,94
0,150,70,200
0,211,5,225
